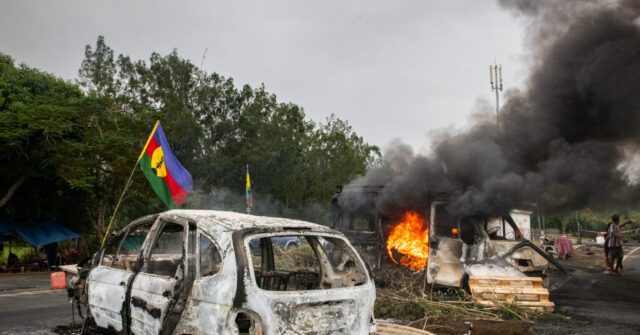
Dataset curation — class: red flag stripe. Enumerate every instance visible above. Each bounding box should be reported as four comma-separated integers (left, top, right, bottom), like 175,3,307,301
164,169,188,205
145,136,160,157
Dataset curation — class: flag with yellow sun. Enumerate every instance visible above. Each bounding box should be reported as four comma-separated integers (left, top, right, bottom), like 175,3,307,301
138,121,193,209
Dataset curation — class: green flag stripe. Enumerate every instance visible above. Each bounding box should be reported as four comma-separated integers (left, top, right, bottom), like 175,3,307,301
140,154,178,209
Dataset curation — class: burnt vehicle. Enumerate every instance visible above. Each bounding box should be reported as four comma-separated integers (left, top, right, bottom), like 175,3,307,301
332,187,566,289
74,210,376,334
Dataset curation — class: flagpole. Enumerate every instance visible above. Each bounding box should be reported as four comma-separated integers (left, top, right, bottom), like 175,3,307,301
101,120,160,247
101,163,137,247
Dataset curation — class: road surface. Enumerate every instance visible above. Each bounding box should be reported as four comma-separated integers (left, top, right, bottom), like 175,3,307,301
533,244,640,335
0,273,74,334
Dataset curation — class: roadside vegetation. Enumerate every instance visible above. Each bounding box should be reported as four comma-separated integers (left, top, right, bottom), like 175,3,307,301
0,36,379,249
541,209,640,235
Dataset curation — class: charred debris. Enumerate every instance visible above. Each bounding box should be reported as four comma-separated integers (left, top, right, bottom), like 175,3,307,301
332,186,568,289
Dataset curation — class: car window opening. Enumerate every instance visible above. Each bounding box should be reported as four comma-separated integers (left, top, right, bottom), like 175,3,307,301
434,204,459,239
101,222,152,271
200,233,222,277
485,217,520,241
248,235,368,291
144,222,184,276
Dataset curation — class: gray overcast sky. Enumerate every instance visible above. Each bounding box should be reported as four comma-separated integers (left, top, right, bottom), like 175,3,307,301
0,0,527,152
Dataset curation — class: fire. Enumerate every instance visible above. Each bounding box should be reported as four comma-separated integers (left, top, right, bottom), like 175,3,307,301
386,211,429,271
451,228,458,238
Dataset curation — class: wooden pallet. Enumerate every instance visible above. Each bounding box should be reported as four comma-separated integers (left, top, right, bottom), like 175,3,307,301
468,276,555,312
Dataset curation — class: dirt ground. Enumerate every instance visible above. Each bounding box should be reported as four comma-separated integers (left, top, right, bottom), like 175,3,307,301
394,243,640,335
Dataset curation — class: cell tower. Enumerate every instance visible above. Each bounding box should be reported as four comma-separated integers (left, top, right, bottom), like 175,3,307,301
489,62,503,133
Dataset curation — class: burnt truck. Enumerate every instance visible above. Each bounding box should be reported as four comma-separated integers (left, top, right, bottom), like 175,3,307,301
332,187,566,289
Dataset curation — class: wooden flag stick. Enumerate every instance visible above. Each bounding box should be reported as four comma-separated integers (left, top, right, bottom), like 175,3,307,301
101,120,160,247
101,162,138,247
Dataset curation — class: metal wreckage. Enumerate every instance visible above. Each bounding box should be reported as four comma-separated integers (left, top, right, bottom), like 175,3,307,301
331,187,568,308
68,189,568,334
69,210,376,335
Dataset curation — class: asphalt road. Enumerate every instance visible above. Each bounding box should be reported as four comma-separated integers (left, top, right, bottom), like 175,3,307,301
533,244,640,335
0,273,74,335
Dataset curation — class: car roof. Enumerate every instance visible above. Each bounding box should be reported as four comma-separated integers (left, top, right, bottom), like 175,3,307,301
158,209,334,233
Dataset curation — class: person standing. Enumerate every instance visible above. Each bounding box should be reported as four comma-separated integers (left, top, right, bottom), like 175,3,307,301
44,242,58,271
604,218,614,272
604,215,631,273
607,215,626,275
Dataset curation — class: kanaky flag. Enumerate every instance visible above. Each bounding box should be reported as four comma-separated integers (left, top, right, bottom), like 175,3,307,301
138,121,193,209
246,167,252,207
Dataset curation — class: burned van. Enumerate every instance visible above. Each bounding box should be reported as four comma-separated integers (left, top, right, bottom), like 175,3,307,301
332,188,565,289
76,210,376,335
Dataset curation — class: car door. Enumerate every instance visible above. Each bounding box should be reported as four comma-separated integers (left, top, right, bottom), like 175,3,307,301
87,220,154,332
337,211,382,272
128,219,195,335
427,202,464,287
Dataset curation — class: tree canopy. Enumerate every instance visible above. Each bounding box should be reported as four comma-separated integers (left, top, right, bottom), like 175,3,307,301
0,36,380,244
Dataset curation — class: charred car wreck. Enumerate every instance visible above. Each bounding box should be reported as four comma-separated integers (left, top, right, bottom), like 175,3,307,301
332,187,567,289
73,210,376,334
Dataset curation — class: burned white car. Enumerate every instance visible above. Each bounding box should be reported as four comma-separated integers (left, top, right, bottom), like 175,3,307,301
76,210,375,335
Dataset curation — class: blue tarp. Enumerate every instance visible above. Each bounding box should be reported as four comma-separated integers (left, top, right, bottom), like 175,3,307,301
0,221,13,243
0,221,80,247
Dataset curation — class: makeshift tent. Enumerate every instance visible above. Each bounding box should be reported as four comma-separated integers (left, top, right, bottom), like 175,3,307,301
0,221,80,247
0,221,14,243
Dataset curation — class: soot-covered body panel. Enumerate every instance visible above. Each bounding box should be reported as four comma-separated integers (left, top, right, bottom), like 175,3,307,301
80,209,376,335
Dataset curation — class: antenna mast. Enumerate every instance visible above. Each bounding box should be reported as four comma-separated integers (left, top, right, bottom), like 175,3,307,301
489,62,503,133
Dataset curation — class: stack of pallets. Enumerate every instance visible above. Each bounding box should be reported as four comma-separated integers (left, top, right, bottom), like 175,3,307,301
468,276,554,312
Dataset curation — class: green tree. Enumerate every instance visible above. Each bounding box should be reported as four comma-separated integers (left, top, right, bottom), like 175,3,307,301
0,53,90,208
1,52,161,241
305,114,380,202
78,35,117,96
75,36,380,224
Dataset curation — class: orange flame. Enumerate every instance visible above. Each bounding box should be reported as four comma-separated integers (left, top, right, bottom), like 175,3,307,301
386,211,429,271
451,228,458,238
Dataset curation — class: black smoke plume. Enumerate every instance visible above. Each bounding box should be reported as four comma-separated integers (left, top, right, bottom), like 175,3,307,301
340,0,640,218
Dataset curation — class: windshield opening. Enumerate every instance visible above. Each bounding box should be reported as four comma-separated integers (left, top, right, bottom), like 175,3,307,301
485,216,523,241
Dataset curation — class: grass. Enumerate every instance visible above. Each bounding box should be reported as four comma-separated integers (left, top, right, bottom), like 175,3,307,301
373,266,568,328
